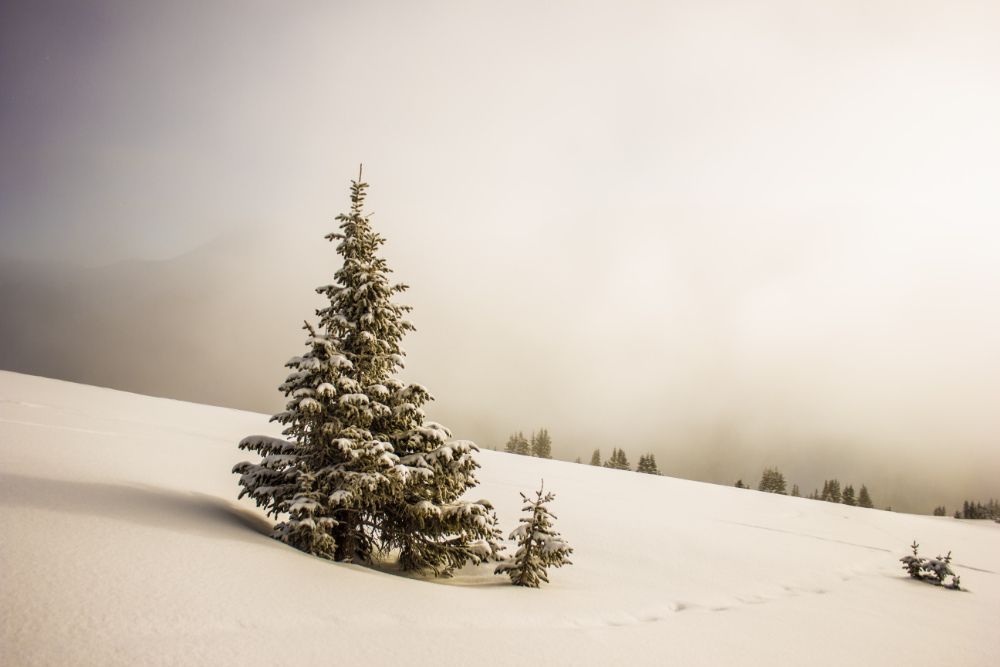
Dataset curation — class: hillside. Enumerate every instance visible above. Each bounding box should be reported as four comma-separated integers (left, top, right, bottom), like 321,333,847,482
1,371,997,666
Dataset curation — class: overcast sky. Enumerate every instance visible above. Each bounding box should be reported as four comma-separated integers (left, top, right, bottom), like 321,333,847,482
2,1,999,511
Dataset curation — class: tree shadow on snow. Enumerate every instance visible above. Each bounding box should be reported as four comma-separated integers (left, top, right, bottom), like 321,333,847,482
0,472,514,583
0,471,275,546
351,554,511,587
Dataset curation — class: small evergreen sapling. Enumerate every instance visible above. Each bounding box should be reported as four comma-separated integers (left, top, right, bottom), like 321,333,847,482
924,552,959,588
899,541,962,590
900,541,924,579
496,482,573,587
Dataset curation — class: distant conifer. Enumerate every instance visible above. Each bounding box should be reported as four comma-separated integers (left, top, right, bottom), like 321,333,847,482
603,448,631,471
505,432,531,456
821,479,842,503
636,454,660,475
532,428,553,459
758,467,787,494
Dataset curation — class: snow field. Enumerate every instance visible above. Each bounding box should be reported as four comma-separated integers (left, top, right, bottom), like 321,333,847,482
1,371,998,666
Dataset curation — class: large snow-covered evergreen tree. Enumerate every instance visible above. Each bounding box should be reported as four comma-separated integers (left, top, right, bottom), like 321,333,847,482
233,320,392,562
379,390,504,575
234,169,501,574
495,482,573,587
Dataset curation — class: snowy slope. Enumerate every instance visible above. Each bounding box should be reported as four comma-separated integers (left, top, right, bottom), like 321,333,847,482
1,371,997,666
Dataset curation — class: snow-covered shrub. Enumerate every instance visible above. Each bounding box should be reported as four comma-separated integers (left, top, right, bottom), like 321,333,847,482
899,541,961,590
900,541,924,579
496,482,573,587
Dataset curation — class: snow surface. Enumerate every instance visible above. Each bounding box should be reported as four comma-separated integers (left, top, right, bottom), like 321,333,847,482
1,370,997,666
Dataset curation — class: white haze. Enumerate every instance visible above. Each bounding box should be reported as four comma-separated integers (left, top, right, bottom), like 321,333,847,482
1,1,999,511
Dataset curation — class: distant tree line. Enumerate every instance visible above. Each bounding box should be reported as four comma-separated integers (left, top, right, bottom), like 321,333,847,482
737,468,875,509
930,499,998,519
584,448,661,475
956,499,999,520
503,429,553,458
501,438,665,477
